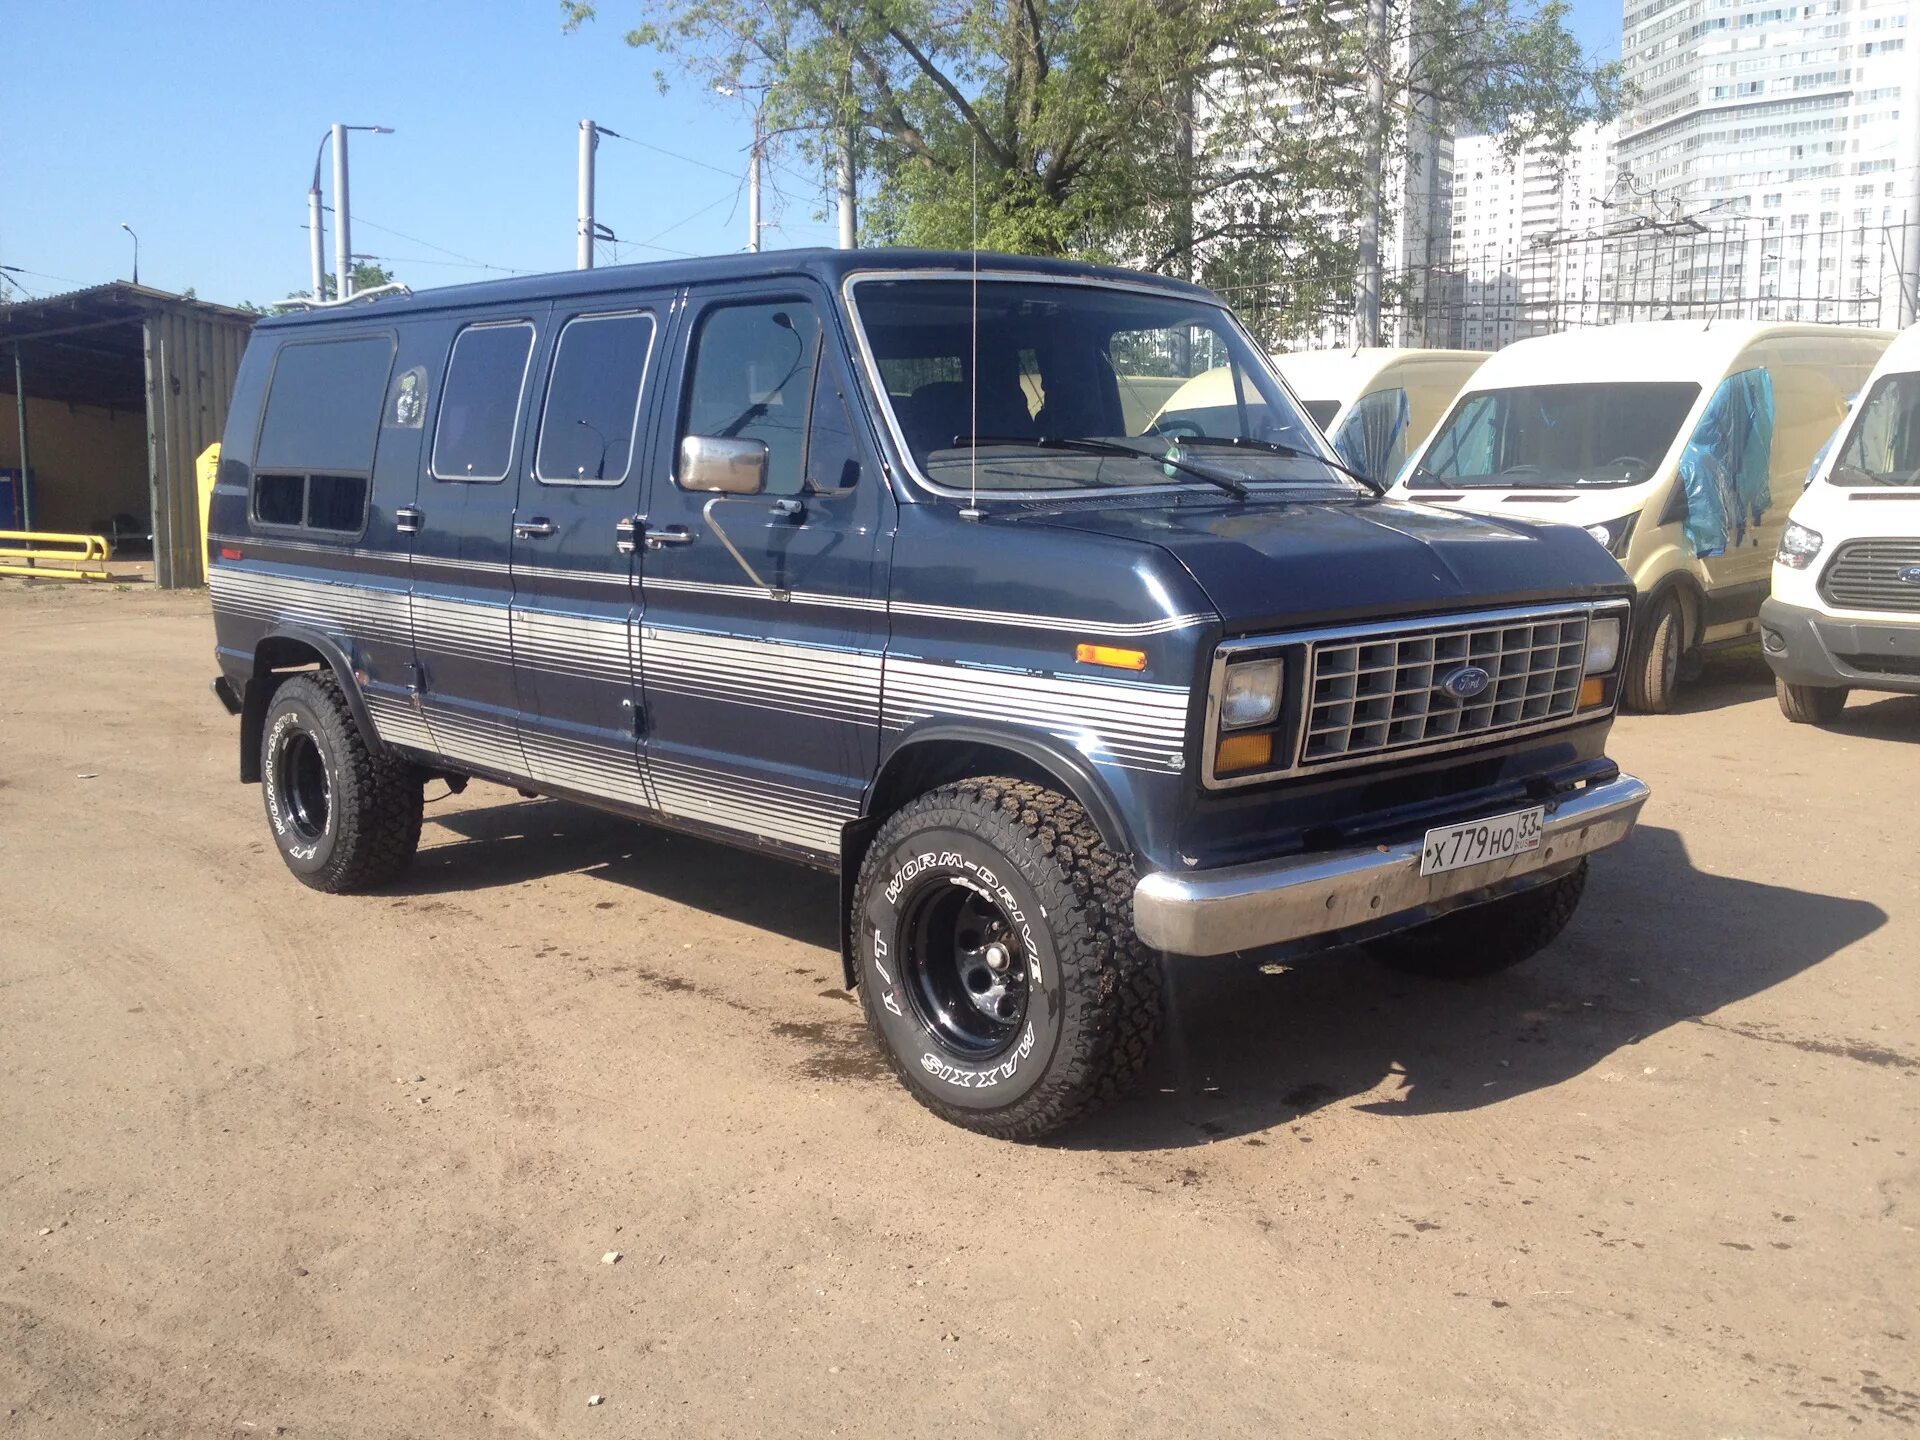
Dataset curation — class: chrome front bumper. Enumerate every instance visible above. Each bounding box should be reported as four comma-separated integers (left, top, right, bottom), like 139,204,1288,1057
1133,773,1650,956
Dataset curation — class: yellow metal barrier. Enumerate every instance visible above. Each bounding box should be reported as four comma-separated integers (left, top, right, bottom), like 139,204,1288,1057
0,530,115,581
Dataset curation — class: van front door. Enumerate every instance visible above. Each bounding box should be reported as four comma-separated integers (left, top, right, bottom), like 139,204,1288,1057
636,290,891,861
506,299,664,811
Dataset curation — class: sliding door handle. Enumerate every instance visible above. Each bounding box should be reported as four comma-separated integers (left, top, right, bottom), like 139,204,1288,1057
513,518,557,539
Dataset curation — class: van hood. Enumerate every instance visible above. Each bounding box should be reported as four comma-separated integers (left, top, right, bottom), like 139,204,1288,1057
998,496,1627,633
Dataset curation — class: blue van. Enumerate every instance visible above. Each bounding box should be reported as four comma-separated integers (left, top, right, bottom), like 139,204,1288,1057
208,249,1647,1137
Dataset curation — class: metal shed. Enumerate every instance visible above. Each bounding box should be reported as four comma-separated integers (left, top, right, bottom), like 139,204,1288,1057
1,283,255,587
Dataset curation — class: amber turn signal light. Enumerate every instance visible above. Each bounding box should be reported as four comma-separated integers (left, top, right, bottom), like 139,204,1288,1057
1214,731,1274,774
1579,676,1606,709
1075,643,1147,671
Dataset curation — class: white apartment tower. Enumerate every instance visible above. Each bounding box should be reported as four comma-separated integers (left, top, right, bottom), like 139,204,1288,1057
1616,0,1920,324
1447,122,1617,346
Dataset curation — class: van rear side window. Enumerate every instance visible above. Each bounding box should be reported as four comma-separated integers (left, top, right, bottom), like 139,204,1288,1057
535,312,657,485
434,321,536,482
250,334,393,536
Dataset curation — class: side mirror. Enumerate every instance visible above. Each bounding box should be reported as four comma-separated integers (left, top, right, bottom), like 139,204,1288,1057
678,435,767,495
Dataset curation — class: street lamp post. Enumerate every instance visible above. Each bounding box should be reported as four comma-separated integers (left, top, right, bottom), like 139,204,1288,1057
310,125,394,301
119,222,139,285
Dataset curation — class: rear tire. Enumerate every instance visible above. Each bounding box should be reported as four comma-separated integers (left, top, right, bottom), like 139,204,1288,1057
1623,594,1684,713
852,777,1161,1139
1369,860,1588,980
260,673,423,893
1776,677,1848,724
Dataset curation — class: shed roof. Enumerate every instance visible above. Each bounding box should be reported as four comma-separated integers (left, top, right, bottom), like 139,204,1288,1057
0,283,256,410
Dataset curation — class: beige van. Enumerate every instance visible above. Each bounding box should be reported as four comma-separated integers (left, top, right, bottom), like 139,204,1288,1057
1273,347,1490,486
1390,321,1893,710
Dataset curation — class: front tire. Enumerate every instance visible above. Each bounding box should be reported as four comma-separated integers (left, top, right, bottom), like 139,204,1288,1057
260,673,424,893
1623,594,1684,713
1776,677,1848,724
853,777,1161,1139
1369,860,1588,979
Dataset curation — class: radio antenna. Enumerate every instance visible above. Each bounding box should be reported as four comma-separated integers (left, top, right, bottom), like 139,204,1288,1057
961,130,983,521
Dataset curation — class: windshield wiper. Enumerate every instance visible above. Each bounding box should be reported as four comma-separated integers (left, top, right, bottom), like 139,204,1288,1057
1168,434,1386,495
951,434,1249,499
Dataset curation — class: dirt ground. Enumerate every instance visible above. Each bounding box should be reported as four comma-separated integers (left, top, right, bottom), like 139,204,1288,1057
2,582,1916,1438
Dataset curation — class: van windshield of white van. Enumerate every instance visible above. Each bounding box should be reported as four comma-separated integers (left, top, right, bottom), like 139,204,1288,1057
1409,382,1700,490
849,277,1353,496
1830,372,1920,488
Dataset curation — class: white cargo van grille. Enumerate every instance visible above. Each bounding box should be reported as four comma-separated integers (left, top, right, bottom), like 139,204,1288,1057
1301,611,1590,765
1819,538,1920,614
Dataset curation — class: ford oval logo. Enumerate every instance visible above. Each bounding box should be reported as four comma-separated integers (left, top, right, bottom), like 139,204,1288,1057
1899,566,1920,585
1439,665,1492,701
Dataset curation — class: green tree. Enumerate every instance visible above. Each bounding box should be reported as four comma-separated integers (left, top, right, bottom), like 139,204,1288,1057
563,0,1618,339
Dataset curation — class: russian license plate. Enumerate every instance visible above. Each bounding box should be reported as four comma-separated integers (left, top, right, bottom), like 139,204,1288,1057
1419,806,1546,876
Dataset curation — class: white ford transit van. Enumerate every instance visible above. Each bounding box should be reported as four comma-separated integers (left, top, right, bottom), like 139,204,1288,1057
1272,348,1491,487
1392,321,1892,710
1763,324,1920,722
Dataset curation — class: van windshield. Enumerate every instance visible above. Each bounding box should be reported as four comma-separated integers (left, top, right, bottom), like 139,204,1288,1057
849,277,1352,495
1409,381,1700,490
1829,371,1920,488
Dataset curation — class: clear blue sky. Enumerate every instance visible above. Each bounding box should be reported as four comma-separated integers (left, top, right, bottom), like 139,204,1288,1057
0,0,1622,309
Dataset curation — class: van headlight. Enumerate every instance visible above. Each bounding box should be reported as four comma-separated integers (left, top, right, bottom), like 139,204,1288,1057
1584,615,1622,675
1583,514,1637,558
1777,521,1824,570
1220,658,1283,729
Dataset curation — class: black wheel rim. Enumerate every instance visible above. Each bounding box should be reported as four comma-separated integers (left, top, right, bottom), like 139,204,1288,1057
277,729,331,842
900,878,1029,1057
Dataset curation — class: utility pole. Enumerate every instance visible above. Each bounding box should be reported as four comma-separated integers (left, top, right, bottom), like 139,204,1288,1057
836,126,858,249
332,122,353,299
1353,0,1389,347
1901,170,1920,327
748,116,763,253
308,176,326,300
578,119,598,270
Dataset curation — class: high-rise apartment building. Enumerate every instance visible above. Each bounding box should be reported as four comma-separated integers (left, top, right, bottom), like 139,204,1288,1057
1446,122,1617,346
1615,0,1919,323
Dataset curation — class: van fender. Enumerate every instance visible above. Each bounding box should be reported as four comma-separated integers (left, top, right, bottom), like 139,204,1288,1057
839,721,1145,988
239,625,385,783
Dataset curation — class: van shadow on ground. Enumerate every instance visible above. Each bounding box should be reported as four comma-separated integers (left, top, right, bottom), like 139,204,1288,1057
1676,645,1920,738
405,804,1887,1151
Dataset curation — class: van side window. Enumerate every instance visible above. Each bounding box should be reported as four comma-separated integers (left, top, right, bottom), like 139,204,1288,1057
250,334,393,534
680,302,822,497
433,321,535,483
1678,368,1776,557
535,312,657,485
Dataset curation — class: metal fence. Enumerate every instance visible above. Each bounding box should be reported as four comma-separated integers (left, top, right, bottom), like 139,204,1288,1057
1215,216,1920,352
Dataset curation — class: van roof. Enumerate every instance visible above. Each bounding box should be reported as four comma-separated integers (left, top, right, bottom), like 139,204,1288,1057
1273,347,1489,403
257,247,1216,330
1866,322,1920,379
1462,319,1896,391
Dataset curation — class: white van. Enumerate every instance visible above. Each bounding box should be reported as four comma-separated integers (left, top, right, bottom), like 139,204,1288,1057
1763,324,1920,722
1391,321,1893,710
1272,348,1490,486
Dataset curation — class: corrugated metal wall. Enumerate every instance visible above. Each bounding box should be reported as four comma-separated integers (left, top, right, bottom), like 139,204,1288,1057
143,306,249,588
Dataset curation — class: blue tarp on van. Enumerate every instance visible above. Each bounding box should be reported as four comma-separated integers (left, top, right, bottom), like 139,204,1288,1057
1679,368,1774,558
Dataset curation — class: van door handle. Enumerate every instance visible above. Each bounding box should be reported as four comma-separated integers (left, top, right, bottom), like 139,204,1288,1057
395,506,423,534
643,525,696,549
513,518,557,539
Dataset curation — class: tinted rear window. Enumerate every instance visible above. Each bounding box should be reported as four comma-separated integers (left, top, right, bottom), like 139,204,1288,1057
535,312,657,484
433,322,535,482
255,336,394,473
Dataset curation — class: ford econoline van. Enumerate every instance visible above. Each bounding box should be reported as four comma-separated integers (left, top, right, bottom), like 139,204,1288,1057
1273,347,1490,486
1763,324,1920,721
207,249,1646,1138
1391,321,1893,710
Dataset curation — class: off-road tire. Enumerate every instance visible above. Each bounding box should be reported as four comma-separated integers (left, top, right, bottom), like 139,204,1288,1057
1369,859,1588,980
260,673,423,893
1623,594,1684,713
1776,677,1848,725
853,777,1161,1139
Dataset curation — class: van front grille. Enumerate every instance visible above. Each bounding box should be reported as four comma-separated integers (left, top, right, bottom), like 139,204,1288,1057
1302,611,1591,766
1819,538,1920,614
